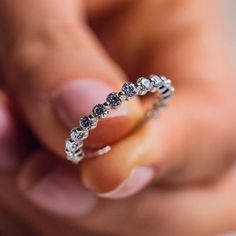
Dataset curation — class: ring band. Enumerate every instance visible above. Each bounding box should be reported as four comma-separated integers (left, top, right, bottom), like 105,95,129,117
65,75,174,164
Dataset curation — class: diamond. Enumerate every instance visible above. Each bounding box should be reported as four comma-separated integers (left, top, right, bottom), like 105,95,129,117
70,127,88,141
136,77,152,95
65,140,84,163
92,104,108,118
106,92,122,109
118,91,126,101
73,148,84,162
65,138,80,154
72,151,84,163
149,75,163,91
122,82,137,99
80,116,96,130
66,152,74,161
160,76,168,82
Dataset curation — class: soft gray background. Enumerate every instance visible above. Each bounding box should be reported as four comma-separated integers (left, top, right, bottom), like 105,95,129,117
219,0,236,67
210,2,235,236
217,1,235,235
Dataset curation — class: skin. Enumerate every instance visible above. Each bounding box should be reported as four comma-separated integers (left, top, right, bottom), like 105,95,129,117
0,0,236,235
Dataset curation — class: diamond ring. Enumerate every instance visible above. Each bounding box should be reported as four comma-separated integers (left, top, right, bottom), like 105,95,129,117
65,75,174,164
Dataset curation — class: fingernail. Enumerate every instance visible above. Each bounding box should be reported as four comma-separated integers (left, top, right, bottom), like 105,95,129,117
98,167,155,199
53,80,129,127
26,167,97,215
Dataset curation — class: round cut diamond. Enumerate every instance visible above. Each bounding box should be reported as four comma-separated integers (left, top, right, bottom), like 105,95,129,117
80,116,96,130
93,104,108,118
149,75,163,90
70,127,88,141
160,76,168,82
65,138,80,153
106,92,122,109
118,91,126,101
136,77,152,95
122,82,137,99
65,138,84,163
72,149,85,163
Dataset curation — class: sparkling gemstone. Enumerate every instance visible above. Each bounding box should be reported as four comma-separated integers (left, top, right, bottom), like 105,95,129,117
106,92,122,108
118,91,126,101
122,82,137,99
72,152,84,163
136,77,152,95
66,152,74,161
93,104,108,118
160,76,168,83
65,138,80,153
70,127,88,141
73,148,84,162
80,116,95,130
149,75,163,89
66,144,84,163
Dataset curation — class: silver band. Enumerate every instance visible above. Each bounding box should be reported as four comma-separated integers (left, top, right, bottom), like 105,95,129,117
65,75,174,164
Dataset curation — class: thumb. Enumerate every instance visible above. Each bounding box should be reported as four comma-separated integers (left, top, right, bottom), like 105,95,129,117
0,0,142,157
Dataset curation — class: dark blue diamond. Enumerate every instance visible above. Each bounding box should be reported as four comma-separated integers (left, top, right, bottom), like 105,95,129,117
93,104,107,118
106,92,121,108
122,82,136,98
80,116,93,129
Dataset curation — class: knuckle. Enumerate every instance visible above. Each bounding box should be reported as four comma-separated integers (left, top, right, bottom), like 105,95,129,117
9,41,46,74
8,22,81,74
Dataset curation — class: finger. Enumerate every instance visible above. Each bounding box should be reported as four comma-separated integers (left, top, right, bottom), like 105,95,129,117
140,0,236,183
0,0,142,157
0,92,29,170
77,164,236,236
85,0,131,19
79,0,236,196
18,148,236,235
18,149,97,215
81,117,157,196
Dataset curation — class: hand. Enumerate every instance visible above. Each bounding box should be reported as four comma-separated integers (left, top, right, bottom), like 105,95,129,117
1,93,236,236
0,0,236,235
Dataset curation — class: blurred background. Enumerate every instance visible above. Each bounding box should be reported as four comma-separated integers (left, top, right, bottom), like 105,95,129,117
219,0,236,68
0,0,235,236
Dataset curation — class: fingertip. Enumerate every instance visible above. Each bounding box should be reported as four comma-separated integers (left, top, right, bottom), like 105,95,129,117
98,166,155,199
80,121,157,194
18,149,97,215
26,168,97,215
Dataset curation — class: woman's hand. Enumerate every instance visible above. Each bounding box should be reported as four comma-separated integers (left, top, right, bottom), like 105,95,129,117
0,93,236,236
0,0,236,234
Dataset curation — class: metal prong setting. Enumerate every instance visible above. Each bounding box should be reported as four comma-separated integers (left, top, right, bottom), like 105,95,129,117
65,74,174,164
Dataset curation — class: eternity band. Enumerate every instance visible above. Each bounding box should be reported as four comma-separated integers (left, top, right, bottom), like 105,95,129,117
65,75,174,164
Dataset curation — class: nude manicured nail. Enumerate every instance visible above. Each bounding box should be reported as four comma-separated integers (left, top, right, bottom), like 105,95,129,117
26,167,96,215
98,167,155,199
53,80,129,127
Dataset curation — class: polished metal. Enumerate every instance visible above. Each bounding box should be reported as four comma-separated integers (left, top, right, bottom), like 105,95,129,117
65,75,174,164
